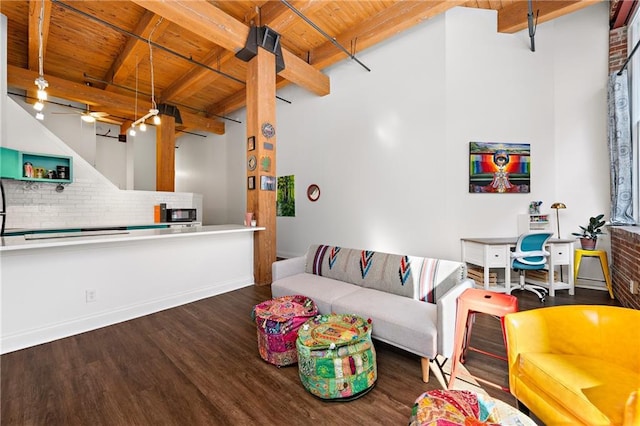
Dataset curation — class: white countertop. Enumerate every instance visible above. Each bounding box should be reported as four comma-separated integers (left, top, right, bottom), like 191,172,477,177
0,225,264,252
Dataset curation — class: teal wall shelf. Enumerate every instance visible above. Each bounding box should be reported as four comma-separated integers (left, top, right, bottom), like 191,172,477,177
0,147,73,184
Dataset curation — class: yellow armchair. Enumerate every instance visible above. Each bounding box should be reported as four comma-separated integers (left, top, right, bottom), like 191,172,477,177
504,305,640,425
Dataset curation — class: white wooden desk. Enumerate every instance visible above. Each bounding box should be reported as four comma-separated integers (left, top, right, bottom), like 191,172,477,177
460,237,575,297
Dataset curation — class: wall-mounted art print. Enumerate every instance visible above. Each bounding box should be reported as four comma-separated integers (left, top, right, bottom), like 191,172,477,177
247,136,255,151
277,175,295,217
248,175,256,190
260,175,276,191
469,142,530,193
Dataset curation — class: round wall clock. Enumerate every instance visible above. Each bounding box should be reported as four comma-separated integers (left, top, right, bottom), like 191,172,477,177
261,122,275,138
307,184,320,202
247,155,257,171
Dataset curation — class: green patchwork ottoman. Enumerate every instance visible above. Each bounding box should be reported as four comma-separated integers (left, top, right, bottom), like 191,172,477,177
296,313,377,400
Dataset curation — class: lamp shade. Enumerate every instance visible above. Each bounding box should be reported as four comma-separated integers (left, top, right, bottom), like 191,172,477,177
551,202,566,209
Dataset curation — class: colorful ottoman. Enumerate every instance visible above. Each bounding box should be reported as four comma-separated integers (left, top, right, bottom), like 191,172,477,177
253,295,317,367
296,313,376,400
408,390,536,426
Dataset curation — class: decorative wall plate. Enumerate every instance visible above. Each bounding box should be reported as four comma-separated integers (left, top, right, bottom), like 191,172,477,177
307,184,320,202
247,155,257,171
261,122,275,138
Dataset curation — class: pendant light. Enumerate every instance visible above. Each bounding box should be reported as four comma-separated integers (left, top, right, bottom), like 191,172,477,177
129,60,138,136
33,0,48,119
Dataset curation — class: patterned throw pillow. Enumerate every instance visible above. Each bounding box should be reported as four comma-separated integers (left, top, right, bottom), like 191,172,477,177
305,244,467,303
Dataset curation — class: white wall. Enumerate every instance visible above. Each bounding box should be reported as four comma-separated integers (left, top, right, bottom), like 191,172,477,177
175,131,230,224
226,4,610,269
1,98,202,229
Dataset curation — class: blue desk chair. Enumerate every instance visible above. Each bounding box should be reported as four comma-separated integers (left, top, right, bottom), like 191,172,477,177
508,232,553,303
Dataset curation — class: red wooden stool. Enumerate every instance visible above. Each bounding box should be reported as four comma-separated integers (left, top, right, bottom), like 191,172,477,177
447,288,518,391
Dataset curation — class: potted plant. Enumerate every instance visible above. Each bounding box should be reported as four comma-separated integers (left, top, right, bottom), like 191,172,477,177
571,214,606,250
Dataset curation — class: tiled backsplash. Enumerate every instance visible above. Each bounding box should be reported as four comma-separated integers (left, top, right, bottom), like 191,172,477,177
3,176,202,229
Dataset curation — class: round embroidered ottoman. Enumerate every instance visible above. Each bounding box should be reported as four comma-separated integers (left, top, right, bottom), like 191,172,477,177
252,295,318,367
408,390,536,425
296,313,376,400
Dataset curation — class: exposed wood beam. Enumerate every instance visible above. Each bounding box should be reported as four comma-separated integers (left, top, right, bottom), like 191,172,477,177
498,0,600,33
160,48,240,103
7,65,225,135
309,1,466,70
28,0,52,72
130,0,329,97
156,115,176,192
104,11,172,91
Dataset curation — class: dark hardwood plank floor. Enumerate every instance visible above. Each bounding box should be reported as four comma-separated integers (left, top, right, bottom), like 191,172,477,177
1,285,620,425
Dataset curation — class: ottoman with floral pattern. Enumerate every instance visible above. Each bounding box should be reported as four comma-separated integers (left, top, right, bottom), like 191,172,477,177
253,295,317,366
296,313,376,400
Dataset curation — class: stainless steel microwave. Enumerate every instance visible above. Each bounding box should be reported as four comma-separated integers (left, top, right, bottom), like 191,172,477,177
166,208,197,222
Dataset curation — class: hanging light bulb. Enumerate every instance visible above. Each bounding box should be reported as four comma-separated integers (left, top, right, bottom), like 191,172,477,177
139,121,147,132
34,1,48,113
129,125,136,136
153,114,161,125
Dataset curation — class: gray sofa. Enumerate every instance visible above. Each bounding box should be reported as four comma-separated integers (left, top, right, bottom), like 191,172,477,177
271,244,474,383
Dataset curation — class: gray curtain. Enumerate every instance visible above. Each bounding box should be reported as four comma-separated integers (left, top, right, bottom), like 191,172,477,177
607,70,635,225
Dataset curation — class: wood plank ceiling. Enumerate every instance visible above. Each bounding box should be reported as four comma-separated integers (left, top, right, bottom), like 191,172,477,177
3,0,601,135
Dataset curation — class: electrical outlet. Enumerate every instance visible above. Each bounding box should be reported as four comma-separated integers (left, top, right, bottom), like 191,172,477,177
631,280,638,295
86,289,97,303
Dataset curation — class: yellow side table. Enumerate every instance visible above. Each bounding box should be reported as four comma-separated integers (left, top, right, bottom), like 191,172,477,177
573,249,614,299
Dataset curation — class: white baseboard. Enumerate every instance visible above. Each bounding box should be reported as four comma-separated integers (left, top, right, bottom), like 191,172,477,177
1,278,253,354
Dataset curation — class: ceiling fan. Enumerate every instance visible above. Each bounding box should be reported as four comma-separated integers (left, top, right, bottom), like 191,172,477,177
53,105,122,125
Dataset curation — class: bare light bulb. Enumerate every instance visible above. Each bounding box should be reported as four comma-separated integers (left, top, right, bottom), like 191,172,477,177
153,115,161,125
33,101,44,111
35,112,44,120
129,126,136,136
139,122,147,132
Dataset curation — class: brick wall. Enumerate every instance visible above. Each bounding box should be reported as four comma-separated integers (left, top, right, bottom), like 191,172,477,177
609,26,627,74
610,227,640,310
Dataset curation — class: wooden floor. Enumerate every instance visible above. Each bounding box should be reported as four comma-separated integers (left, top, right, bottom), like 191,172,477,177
1,285,619,425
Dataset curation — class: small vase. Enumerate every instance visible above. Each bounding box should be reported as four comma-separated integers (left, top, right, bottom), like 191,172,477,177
580,238,597,250
244,212,253,227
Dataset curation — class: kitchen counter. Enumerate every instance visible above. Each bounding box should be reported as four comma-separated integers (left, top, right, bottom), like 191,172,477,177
1,222,203,237
1,224,264,353
0,224,262,251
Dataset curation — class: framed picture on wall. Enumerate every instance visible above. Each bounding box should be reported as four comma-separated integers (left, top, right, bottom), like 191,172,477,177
248,175,256,190
260,175,276,191
469,142,531,193
247,136,256,151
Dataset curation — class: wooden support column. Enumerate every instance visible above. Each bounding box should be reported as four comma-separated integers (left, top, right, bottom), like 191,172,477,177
156,114,176,192
247,48,276,285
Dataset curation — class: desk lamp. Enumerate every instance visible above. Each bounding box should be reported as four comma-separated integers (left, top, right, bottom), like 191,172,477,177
551,202,567,282
550,202,566,238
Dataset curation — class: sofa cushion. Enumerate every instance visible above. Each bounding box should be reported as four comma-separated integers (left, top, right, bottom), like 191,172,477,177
305,245,466,303
270,273,361,315
305,244,417,299
331,287,438,359
515,353,638,425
